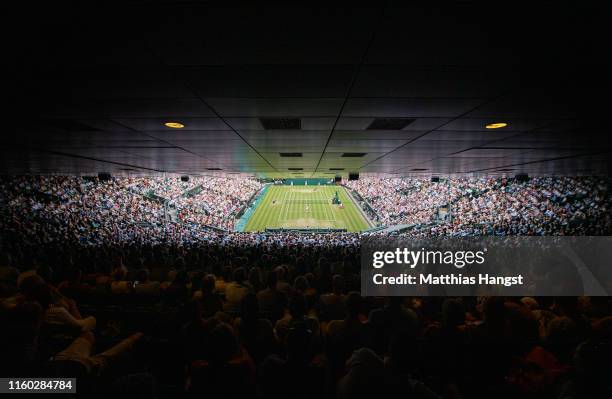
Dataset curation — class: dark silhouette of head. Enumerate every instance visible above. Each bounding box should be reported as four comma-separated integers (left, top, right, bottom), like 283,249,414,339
345,292,362,319
208,323,240,366
267,269,278,290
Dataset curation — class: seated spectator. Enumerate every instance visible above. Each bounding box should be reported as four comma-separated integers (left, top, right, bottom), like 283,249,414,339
180,300,220,362
327,292,366,378
384,331,443,399
159,269,176,291
17,267,39,292
276,293,320,349
31,283,96,332
110,266,131,295
424,298,470,342
133,269,160,297
558,337,612,399
422,298,470,381
164,270,189,304
224,267,248,313
319,274,347,321
303,273,319,309
294,276,309,294
275,266,292,294
473,296,508,341
471,297,514,389
316,258,332,293
247,266,264,293
367,296,419,355
521,296,539,311
215,266,232,295
337,348,386,399
194,274,223,318
561,319,611,399
551,296,592,344
260,322,325,399
187,323,255,397
233,293,278,364
257,270,286,323
57,268,90,301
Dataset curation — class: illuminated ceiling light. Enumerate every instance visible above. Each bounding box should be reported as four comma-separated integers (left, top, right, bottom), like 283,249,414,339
485,122,508,129
164,122,185,129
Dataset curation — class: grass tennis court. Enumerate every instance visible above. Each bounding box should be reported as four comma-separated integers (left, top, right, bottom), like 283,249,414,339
243,185,371,232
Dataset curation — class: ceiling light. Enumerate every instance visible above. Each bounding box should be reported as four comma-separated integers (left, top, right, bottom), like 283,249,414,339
485,122,507,129
164,122,184,129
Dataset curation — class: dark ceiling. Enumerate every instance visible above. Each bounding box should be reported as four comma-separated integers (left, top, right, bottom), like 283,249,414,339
2,1,611,178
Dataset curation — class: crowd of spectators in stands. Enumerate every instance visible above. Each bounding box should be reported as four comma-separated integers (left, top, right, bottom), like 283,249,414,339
1,176,168,246
1,175,611,397
128,177,195,200
127,176,262,230
0,176,263,245
1,247,611,398
172,177,262,230
347,177,496,226
348,176,611,236
2,175,609,250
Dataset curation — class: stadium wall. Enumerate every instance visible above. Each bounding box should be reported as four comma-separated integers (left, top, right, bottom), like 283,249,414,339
234,184,270,232
282,178,334,186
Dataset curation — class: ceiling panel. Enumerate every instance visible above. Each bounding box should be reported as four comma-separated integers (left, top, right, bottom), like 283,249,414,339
143,6,376,65
331,131,425,140
144,131,238,141
90,99,215,118
352,66,515,98
205,98,344,117
447,148,535,158
180,65,353,97
43,68,194,100
335,117,450,131
439,118,554,132
3,2,610,177
342,98,485,118
113,118,230,131
325,140,410,152
424,130,518,142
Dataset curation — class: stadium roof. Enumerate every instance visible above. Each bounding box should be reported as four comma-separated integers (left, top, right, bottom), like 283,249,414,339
3,2,611,178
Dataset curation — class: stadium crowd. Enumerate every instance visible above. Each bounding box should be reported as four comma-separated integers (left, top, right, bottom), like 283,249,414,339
127,176,262,230
172,177,262,230
0,176,263,244
347,176,612,236
1,175,611,398
1,247,611,398
347,177,496,226
1,175,609,250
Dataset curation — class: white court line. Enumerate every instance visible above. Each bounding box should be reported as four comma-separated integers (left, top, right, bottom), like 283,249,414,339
286,188,294,221
277,187,289,223
303,189,312,213
317,189,330,221
317,188,336,222
275,188,283,223
315,189,327,221
278,187,343,225
286,189,295,221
